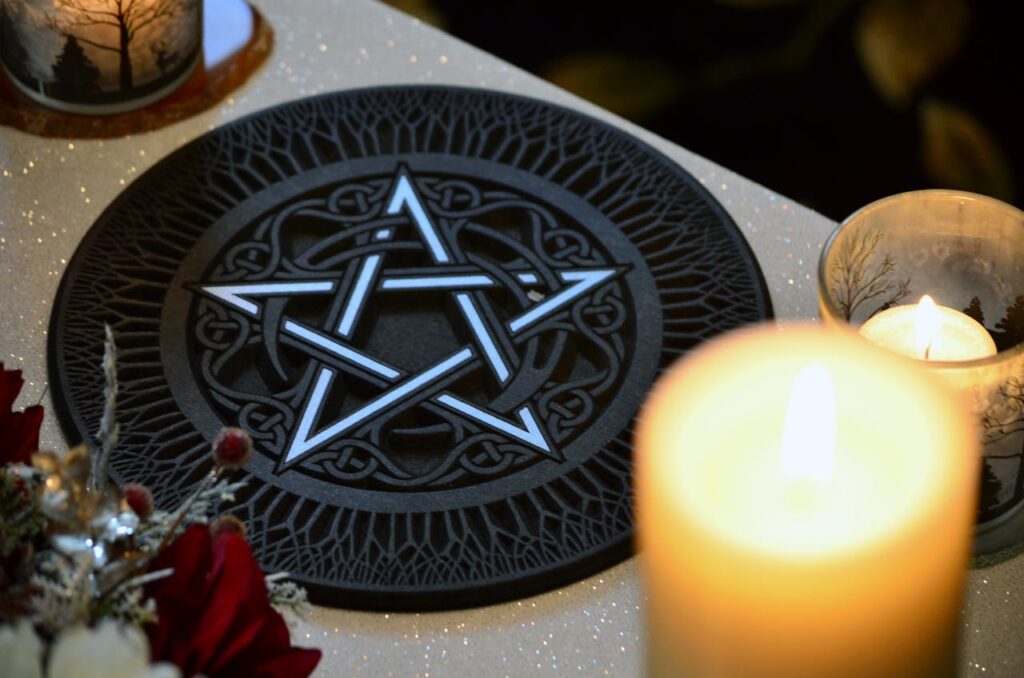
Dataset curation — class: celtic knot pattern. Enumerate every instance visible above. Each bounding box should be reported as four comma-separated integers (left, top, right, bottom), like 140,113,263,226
191,173,631,490
50,87,771,608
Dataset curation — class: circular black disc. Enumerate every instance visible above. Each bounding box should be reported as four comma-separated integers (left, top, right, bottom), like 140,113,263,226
49,86,771,610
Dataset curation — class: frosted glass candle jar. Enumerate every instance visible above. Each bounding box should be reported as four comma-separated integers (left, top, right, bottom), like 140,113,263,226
818,189,1024,556
0,0,201,114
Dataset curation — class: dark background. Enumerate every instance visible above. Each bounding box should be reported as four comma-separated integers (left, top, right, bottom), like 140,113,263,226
385,0,1019,221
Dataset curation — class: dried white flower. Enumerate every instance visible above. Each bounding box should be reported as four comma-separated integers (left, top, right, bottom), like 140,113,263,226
0,620,44,678
266,572,312,623
47,620,180,678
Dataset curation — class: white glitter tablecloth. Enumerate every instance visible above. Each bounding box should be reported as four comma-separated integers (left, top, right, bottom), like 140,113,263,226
1,0,1020,675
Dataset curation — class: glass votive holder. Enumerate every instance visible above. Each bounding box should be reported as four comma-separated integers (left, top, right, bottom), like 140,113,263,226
818,189,1024,557
0,0,202,114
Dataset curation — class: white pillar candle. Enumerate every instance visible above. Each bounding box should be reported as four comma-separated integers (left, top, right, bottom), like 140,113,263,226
637,324,978,678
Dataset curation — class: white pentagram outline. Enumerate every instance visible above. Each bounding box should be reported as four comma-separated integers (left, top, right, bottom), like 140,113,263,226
198,167,626,471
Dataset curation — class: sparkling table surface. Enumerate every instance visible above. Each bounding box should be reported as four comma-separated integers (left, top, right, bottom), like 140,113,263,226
0,0,1020,675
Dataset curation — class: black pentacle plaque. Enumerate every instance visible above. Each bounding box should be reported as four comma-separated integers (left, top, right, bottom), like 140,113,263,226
49,86,771,609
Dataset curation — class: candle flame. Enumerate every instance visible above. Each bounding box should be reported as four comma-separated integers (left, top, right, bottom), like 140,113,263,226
779,362,835,485
915,295,941,359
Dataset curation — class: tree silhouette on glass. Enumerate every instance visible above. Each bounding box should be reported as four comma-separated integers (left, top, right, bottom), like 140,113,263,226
0,0,31,83
993,295,1024,353
46,0,192,92
963,296,985,326
982,375,1024,518
828,230,911,321
978,459,1004,518
50,35,101,100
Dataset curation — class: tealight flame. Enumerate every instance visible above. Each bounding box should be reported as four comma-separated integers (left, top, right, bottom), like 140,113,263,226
779,362,835,485
915,295,941,360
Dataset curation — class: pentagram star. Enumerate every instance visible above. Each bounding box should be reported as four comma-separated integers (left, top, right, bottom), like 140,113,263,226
199,167,623,470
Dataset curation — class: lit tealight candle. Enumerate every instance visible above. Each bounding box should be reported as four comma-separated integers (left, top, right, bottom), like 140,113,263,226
859,294,997,361
0,0,202,114
637,324,978,678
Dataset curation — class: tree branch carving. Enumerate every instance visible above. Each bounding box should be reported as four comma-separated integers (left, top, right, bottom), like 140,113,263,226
45,0,194,91
983,377,1024,446
829,230,911,321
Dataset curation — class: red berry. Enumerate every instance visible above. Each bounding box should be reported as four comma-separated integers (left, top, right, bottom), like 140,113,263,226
122,482,154,519
212,427,253,469
211,514,248,540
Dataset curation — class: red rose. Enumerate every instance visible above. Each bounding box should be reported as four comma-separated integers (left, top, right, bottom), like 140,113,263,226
145,524,321,678
0,363,44,466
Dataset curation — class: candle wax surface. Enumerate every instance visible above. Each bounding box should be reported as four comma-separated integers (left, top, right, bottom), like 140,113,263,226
664,334,956,557
859,302,997,362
